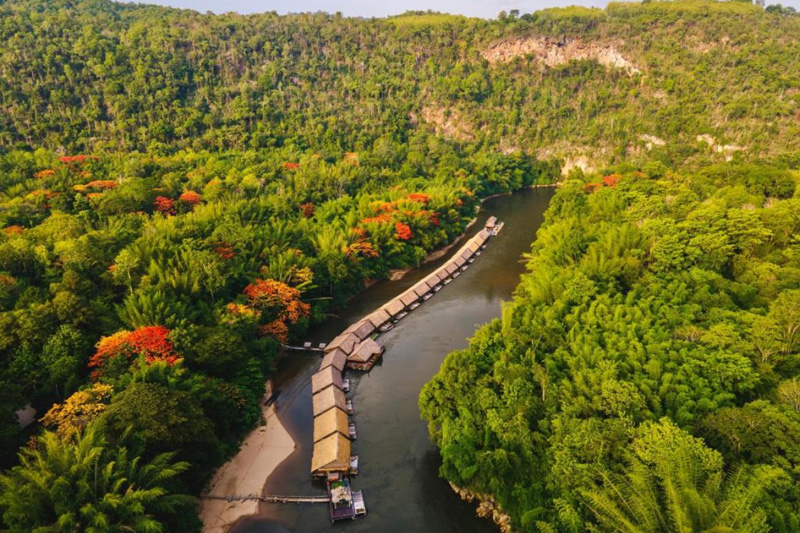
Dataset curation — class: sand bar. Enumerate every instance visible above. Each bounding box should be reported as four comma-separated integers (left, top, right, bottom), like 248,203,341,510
200,381,296,533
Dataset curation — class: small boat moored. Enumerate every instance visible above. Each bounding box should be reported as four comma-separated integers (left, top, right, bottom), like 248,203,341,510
349,422,357,440
342,378,350,393
346,399,354,415
353,490,367,517
349,455,359,475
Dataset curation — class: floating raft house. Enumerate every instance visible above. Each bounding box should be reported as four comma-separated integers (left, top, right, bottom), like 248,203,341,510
312,366,344,394
313,386,347,417
311,433,351,477
320,349,347,372
313,406,350,443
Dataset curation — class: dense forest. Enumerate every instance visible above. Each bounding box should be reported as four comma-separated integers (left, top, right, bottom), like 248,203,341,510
1,0,799,531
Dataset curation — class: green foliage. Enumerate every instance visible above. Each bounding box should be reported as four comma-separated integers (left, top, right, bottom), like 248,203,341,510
421,163,800,531
0,425,194,532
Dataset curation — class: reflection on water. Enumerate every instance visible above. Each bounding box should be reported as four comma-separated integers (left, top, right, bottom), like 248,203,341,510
232,188,554,533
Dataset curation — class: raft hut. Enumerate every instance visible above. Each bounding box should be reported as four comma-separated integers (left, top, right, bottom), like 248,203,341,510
399,290,420,309
326,332,359,356
313,386,347,417
343,319,377,341
347,338,384,371
311,433,351,478
313,406,350,443
382,298,406,321
320,349,347,372
312,366,343,395
485,216,497,229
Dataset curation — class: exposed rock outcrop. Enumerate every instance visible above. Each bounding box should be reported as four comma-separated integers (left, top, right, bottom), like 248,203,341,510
482,36,640,76
450,483,513,533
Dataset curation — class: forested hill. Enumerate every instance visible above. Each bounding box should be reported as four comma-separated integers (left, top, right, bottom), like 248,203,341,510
1,0,799,168
1,1,800,531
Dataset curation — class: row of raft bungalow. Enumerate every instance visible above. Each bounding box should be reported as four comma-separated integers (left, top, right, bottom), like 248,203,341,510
307,216,501,522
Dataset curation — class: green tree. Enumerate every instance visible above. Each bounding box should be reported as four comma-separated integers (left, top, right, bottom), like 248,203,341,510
0,425,193,532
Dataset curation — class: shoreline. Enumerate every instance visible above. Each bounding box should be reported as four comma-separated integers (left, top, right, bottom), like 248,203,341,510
200,380,297,533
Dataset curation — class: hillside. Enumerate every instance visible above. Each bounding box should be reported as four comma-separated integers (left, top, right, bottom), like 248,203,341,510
0,1,799,531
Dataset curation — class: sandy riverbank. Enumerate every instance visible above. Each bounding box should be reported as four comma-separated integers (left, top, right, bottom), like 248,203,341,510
200,381,296,533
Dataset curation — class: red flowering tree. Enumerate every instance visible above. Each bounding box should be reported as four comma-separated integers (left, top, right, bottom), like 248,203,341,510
299,202,315,218
395,222,413,240
3,225,24,236
283,162,300,171
602,174,621,187
85,180,117,190
154,196,175,216
408,192,431,204
88,326,179,379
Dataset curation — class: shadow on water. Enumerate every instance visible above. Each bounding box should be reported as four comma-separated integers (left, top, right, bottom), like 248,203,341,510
231,188,554,533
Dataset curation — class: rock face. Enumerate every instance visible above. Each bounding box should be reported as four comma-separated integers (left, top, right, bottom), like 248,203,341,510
420,105,474,141
483,36,640,75
449,482,513,533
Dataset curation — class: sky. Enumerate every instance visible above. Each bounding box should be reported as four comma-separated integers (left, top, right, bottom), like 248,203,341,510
133,0,800,20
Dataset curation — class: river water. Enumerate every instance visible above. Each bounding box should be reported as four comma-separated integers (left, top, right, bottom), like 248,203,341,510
232,188,554,533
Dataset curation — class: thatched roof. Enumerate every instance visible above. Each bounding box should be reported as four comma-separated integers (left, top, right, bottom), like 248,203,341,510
312,386,347,416
460,249,473,261
367,308,391,326
382,298,405,317
349,338,384,363
311,366,343,394
476,228,490,242
411,282,430,298
399,290,419,307
423,276,439,289
326,332,359,355
454,255,466,267
486,216,497,228
313,407,349,443
436,270,449,282
311,433,351,474
468,240,481,252
320,349,347,372
444,263,458,275
344,319,376,341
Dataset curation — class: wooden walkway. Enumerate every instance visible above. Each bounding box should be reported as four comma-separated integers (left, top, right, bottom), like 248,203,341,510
203,494,329,504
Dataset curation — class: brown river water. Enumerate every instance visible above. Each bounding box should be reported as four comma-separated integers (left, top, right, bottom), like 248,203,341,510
231,188,554,533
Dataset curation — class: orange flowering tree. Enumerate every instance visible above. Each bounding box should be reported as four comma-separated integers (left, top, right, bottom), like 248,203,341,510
299,202,315,218
178,190,203,208
88,326,180,379
395,222,413,240
241,279,310,343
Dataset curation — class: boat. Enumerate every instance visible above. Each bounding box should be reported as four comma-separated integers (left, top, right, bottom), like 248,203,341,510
422,292,433,301
346,399,354,415
394,310,408,320
408,301,421,310
452,271,460,278
328,478,356,522
349,455,359,475
378,322,394,332
443,278,452,285
342,378,350,393
467,257,475,264
475,250,482,256
433,285,443,292
349,422,357,440
264,390,281,406
353,490,367,517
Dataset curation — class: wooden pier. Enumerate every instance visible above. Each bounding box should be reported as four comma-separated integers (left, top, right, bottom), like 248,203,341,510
203,494,329,504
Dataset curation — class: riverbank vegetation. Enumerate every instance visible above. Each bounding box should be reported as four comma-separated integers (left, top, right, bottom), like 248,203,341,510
1,0,800,530
421,162,800,532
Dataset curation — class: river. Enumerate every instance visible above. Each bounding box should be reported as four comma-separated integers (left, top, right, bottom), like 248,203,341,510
232,187,554,533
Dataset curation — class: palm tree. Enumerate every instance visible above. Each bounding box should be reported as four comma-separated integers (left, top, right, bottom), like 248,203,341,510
580,441,784,533
0,425,193,532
